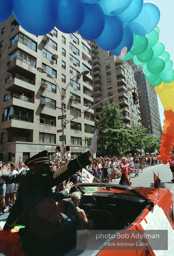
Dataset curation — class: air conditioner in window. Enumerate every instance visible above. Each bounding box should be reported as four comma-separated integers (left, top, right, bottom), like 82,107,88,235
40,98,46,106
41,83,47,89
42,36,49,44
52,54,58,60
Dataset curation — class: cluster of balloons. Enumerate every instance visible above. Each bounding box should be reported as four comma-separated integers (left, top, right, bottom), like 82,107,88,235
1,0,160,50
0,0,174,163
157,110,174,164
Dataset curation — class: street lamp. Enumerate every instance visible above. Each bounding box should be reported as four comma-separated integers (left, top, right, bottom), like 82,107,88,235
37,67,89,159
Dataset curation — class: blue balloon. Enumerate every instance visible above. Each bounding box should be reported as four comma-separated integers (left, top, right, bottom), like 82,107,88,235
118,0,143,23
13,0,57,35
78,4,105,40
99,0,132,16
111,25,133,56
129,3,160,35
83,0,100,3
96,15,124,51
56,0,85,33
0,0,13,22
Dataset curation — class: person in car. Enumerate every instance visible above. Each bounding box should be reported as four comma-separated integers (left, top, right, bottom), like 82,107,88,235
71,191,89,227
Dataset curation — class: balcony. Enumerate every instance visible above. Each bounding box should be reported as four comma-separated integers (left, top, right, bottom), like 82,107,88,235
5,74,35,92
7,57,36,75
118,98,129,106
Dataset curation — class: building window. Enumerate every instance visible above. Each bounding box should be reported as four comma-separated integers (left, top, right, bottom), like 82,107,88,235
82,43,90,55
105,59,110,64
71,136,82,146
62,36,66,44
106,71,111,76
70,92,81,103
50,28,58,37
48,38,57,50
40,114,56,126
61,74,66,83
1,133,5,144
39,133,56,143
70,54,80,67
85,124,94,134
62,60,66,69
9,50,36,67
42,48,57,63
106,65,110,70
10,33,37,51
1,27,5,34
70,79,80,90
70,106,81,116
41,79,56,93
0,41,3,47
107,84,112,89
42,63,57,78
71,121,81,131
70,43,79,55
70,34,79,44
44,97,56,109
62,48,66,57
70,66,79,76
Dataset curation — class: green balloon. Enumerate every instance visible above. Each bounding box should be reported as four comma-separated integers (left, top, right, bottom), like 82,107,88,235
145,73,159,83
161,51,170,62
143,65,154,76
160,60,173,77
151,77,162,87
137,48,153,62
147,57,165,74
133,56,145,66
118,51,134,61
146,27,159,48
161,68,174,83
130,34,148,55
152,41,165,58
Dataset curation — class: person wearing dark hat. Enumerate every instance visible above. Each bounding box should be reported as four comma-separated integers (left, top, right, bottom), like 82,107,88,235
1,129,99,231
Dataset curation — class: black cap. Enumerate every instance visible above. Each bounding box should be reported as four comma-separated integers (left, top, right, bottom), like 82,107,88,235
25,150,51,167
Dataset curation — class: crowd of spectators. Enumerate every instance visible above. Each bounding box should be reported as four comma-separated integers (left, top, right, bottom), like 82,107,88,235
0,152,160,215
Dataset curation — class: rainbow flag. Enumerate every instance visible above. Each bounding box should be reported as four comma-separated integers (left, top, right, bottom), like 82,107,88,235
154,173,161,188
125,173,131,186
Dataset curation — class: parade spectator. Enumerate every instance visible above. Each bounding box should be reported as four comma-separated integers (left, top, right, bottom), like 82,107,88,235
128,154,134,168
169,155,174,183
133,153,139,176
97,159,103,181
5,162,18,212
52,147,61,163
0,162,6,215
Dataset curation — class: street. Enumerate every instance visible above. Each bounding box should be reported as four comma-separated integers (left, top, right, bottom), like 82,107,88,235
114,163,174,200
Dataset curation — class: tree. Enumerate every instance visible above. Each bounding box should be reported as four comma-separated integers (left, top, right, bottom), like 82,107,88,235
96,101,128,156
125,123,148,155
144,135,161,154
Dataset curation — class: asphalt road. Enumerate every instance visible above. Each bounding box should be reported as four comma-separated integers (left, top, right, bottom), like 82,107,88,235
113,163,174,199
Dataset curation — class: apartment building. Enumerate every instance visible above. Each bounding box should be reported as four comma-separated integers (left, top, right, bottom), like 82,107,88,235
91,42,141,127
0,15,94,163
129,61,161,137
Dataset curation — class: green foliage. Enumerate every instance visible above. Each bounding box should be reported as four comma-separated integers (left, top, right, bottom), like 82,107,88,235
144,135,161,154
95,101,160,156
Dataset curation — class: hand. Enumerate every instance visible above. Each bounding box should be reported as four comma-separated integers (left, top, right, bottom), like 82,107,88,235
65,181,74,192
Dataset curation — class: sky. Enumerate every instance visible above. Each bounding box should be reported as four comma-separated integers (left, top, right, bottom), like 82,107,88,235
145,0,174,127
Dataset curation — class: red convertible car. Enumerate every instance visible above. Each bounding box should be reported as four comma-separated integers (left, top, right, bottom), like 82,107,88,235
0,183,174,256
